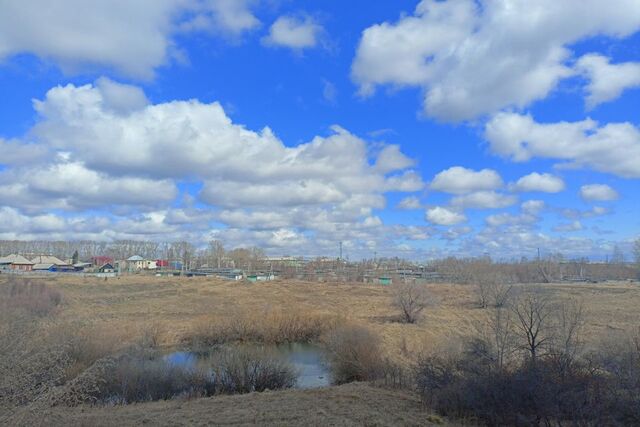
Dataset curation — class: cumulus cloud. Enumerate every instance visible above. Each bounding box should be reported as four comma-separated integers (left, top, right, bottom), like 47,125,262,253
352,0,640,121
0,0,260,78
553,221,583,232
397,196,422,210
262,15,324,50
430,166,503,194
426,206,466,225
0,81,427,255
451,191,518,210
512,172,565,193
485,113,640,178
576,54,640,108
579,184,619,202
0,161,177,212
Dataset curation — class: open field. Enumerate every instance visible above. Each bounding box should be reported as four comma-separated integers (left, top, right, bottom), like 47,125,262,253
40,275,640,359
2,275,640,426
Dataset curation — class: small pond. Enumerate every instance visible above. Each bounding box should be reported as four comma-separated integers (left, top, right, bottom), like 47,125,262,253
165,342,331,389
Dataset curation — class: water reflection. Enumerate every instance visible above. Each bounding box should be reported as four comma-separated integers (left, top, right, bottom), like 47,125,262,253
165,342,331,389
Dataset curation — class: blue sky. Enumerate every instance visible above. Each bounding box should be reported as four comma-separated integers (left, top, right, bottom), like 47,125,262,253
0,0,638,260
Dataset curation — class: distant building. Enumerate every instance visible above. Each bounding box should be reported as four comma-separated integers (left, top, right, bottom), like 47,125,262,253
126,255,157,271
30,255,74,272
92,256,114,266
98,263,115,273
0,254,35,271
32,263,57,272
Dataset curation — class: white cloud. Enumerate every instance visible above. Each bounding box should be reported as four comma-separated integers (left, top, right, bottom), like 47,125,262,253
397,196,422,210
95,77,150,114
512,172,565,193
0,81,427,255
185,0,260,35
485,200,544,229
426,206,466,225
553,221,583,232
521,200,545,215
576,53,640,108
451,191,517,210
430,166,503,194
262,15,324,50
485,113,640,178
0,0,260,79
322,79,337,104
352,0,640,121
579,184,619,202
0,161,177,211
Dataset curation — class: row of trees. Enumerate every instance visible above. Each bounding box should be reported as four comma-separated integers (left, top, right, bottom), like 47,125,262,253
1,238,639,277
0,240,265,271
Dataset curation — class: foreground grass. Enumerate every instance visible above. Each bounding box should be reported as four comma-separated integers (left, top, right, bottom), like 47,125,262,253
11,383,443,427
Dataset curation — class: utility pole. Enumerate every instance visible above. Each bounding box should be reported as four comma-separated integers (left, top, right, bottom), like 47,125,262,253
339,241,343,261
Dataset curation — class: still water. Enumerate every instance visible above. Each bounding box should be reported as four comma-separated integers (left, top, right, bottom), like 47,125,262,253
165,342,331,389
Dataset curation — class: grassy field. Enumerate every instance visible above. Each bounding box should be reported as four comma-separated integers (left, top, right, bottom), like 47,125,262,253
47,275,640,359
2,274,640,426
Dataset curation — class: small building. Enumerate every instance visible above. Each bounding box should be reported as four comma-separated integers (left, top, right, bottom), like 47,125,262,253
73,262,92,272
30,255,74,272
0,254,35,271
169,261,183,271
98,263,115,273
378,277,392,286
92,256,114,266
33,263,56,272
126,255,157,271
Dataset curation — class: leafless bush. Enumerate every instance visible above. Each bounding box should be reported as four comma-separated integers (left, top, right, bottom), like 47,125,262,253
0,277,62,317
393,282,431,324
323,325,385,384
185,309,337,346
412,294,640,425
212,346,297,393
98,357,214,404
89,346,296,404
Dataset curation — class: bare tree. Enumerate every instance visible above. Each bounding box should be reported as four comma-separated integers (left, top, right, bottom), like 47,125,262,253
511,288,553,364
550,299,585,372
208,240,225,269
488,307,516,371
393,283,431,324
474,272,513,309
611,245,625,264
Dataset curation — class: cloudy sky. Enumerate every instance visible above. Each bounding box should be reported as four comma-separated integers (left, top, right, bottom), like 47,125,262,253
0,0,638,260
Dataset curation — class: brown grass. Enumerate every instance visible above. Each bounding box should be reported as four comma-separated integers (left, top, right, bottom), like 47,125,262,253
14,382,443,427
1,274,639,425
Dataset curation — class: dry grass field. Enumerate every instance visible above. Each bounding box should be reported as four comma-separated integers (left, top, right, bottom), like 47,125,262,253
46,275,640,359
2,274,640,426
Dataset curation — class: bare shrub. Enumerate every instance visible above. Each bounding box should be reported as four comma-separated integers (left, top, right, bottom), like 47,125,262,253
212,346,297,393
0,277,62,317
88,346,296,404
185,309,337,346
99,357,213,404
415,339,615,426
392,282,431,324
323,324,384,384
